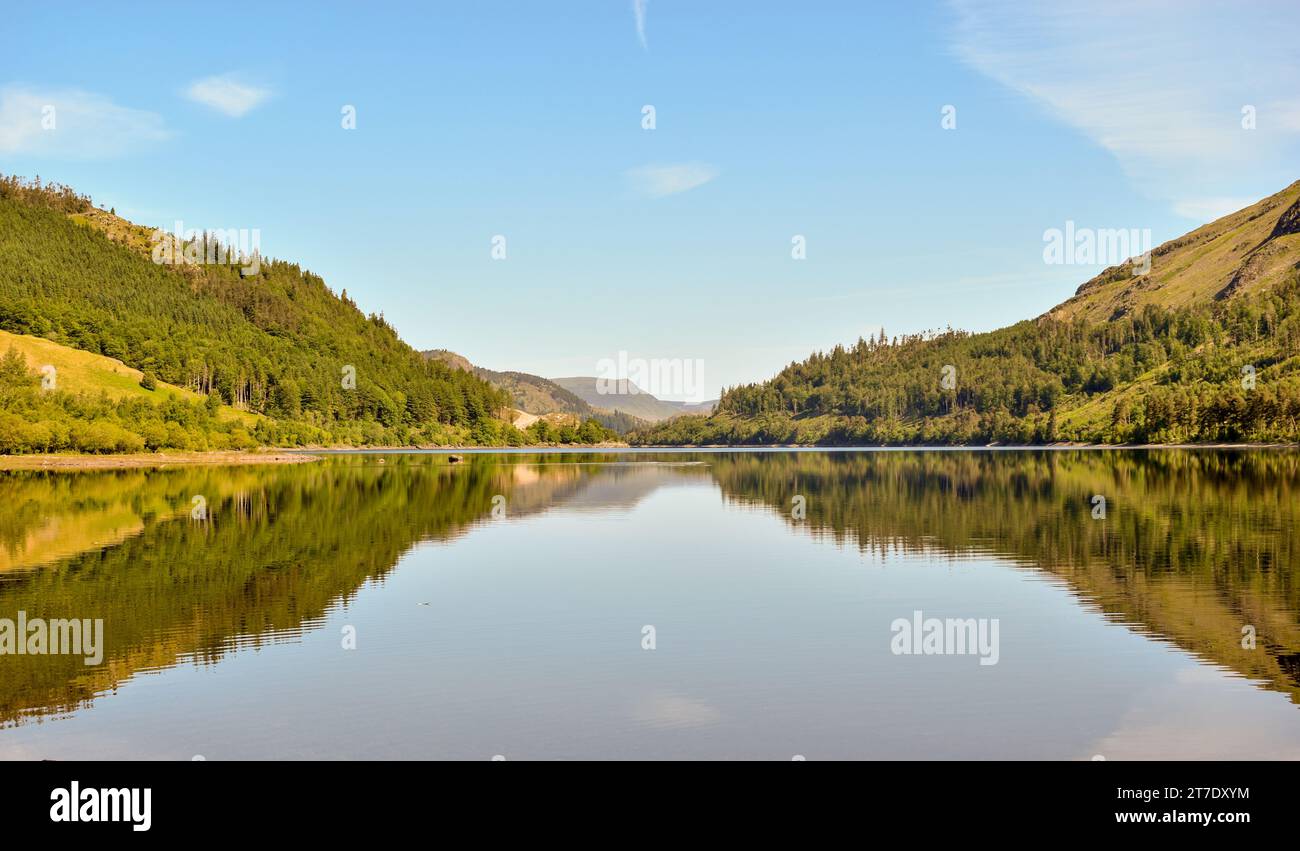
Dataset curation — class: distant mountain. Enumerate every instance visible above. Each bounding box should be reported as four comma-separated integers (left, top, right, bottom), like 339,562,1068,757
419,355,709,429
550,376,715,423
421,351,650,434
634,180,1300,446
424,350,587,413
677,399,720,415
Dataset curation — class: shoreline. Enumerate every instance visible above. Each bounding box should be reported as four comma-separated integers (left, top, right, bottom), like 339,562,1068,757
0,451,321,471
3,441,1297,471
626,441,1300,450
292,441,630,452
0,443,630,471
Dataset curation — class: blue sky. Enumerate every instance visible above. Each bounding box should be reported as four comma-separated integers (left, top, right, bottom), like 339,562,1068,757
4,1,1298,401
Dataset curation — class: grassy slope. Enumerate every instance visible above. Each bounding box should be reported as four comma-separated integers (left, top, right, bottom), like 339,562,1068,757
0,328,256,425
1050,180,1300,322
1051,183,1300,435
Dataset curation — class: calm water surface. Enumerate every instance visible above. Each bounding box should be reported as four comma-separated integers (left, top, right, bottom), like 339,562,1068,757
2,449,1299,760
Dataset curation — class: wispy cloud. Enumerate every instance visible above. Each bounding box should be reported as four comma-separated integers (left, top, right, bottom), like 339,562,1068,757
184,73,271,117
633,0,649,50
626,163,718,198
0,85,169,159
947,0,1300,212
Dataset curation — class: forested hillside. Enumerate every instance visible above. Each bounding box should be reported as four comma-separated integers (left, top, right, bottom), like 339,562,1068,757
0,176,616,452
634,182,1300,446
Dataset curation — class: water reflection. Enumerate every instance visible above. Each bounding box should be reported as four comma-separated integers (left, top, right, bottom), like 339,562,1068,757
1,449,1297,756
709,450,1300,704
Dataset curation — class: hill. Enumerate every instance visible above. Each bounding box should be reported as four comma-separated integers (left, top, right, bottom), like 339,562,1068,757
422,349,476,374
676,399,719,415
1051,181,1300,323
0,328,248,415
0,176,617,452
424,350,590,415
422,350,650,434
550,376,714,423
633,181,1300,446
0,327,267,454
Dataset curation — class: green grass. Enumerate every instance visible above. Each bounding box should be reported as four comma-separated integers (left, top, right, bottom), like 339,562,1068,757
0,328,257,425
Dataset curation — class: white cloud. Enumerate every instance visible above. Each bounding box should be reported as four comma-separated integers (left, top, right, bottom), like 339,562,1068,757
626,162,718,198
633,0,649,50
184,74,271,117
948,0,1300,211
0,85,169,159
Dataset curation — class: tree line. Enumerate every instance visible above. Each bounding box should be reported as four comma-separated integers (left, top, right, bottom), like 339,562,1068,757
633,271,1300,445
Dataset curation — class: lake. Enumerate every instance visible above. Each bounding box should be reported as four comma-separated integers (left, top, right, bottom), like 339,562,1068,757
2,448,1299,760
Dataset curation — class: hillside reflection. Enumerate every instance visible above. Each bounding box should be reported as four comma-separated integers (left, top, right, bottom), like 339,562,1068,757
1,449,1297,726
708,450,1300,704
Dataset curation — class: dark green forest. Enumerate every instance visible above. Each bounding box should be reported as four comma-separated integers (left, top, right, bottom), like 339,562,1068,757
0,176,616,452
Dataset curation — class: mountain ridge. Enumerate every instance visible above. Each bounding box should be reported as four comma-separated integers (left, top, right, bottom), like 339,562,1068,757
1049,180,1300,323
420,350,650,434
633,181,1300,446
550,376,717,422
